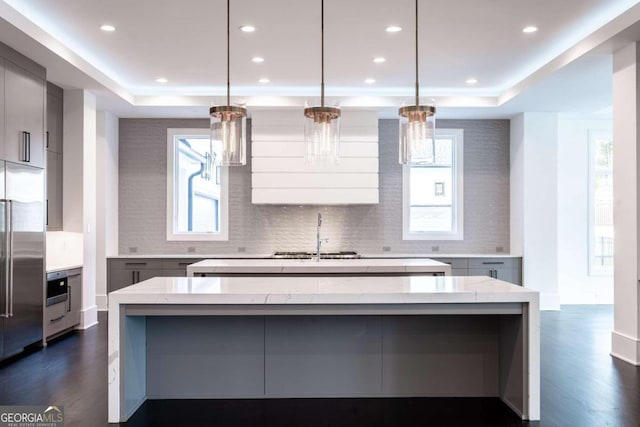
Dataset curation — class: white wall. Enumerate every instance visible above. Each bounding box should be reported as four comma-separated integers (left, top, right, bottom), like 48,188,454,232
63,89,98,329
557,115,613,304
96,111,119,310
612,42,640,365
511,113,560,310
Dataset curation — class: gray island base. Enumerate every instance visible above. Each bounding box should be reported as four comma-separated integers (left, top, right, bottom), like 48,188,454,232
107,276,540,423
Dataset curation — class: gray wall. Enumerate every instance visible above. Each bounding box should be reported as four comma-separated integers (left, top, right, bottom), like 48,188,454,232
119,118,510,255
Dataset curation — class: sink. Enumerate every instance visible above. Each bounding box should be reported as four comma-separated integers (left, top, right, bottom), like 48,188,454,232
272,251,361,259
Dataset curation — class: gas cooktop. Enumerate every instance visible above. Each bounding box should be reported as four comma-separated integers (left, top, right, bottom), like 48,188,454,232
272,251,361,259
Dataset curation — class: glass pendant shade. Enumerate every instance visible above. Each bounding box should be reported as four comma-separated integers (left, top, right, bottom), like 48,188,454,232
399,104,436,165
210,105,247,166
304,106,341,164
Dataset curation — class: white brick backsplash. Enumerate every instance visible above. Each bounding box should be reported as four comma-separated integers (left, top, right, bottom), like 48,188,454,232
119,118,510,255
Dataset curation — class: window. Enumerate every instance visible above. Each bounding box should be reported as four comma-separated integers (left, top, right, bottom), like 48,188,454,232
403,129,464,240
588,130,613,275
166,128,228,241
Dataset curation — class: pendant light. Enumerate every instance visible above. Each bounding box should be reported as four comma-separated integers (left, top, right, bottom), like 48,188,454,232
398,0,436,165
304,0,341,165
210,0,247,166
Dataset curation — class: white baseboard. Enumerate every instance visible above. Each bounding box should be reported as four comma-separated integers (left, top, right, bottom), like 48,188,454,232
97,294,108,311
79,305,99,330
611,330,640,365
540,293,561,311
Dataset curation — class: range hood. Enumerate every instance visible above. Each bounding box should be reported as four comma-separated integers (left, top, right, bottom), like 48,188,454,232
250,109,379,205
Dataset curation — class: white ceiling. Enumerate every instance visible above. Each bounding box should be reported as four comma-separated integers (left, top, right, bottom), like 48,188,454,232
0,0,639,118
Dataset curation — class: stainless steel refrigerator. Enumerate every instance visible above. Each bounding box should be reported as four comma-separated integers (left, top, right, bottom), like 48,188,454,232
0,161,44,360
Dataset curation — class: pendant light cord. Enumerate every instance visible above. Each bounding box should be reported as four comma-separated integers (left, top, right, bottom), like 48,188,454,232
415,0,419,107
227,0,230,106
321,0,325,107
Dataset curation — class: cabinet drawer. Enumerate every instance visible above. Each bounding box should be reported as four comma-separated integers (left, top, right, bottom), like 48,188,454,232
431,258,468,270
468,257,518,269
110,258,163,270
45,302,67,337
161,258,203,270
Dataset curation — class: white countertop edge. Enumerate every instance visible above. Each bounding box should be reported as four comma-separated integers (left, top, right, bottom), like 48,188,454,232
108,276,539,306
108,253,521,259
46,264,83,273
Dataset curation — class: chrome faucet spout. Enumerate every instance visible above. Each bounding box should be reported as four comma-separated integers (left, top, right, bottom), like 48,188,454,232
316,213,325,262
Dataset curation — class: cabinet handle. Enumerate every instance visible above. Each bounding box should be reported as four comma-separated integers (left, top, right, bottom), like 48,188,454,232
482,262,504,265
21,131,28,162
136,271,140,282
178,263,193,266
125,262,148,266
131,270,136,284
46,199,49,226
46,131,49,148
67,283,71,313
26,132,31,162
50,315,65,322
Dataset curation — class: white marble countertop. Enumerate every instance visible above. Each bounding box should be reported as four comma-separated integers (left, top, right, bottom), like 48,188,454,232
186,258,452,275
108,275,538,306
46,264,83,273
108,253,521,259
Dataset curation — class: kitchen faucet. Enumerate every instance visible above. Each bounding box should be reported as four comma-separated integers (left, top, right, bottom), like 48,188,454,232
316,213,328,262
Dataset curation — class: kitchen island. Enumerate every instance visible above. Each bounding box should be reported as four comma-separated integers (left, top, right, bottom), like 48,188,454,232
108,275,539,423
186,257,452,276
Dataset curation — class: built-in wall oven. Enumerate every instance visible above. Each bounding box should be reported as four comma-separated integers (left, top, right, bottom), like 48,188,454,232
46,271,68,306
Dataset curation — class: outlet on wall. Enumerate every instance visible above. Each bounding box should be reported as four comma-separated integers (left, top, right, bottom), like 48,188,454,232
431,246,440,252
129,247,138,253
237,247,246,253
382,246,391,252
187,247,196,253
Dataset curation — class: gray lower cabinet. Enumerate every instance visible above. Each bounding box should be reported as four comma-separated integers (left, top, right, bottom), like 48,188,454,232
45,267,82,339
468,257,521,285
431,257,522,285
108,258,204,292
108,259,163,292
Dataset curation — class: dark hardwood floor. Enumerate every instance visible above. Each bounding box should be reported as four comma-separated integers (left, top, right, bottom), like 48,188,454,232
0,306,638,426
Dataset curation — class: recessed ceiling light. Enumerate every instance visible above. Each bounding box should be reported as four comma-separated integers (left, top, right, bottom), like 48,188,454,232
385,25,402,33
373,57,386,63
522,26,538,34
465,78,478,85
240,25,255,32
364,78,376,84
252,56,264,63
258,78,270,84
100,24,116,32
155,77,168,83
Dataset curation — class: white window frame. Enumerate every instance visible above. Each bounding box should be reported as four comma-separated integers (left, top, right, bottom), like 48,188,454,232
588,129,613,276
166,128,229,241
402,128,464,240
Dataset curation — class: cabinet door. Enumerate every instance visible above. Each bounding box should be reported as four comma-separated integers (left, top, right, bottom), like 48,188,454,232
5,60,45,168
66,272,82,329
46,151,62,230
45,301,67,338
138,269,163,282
46,90,63,154
108,268,136,292
469,267,518,285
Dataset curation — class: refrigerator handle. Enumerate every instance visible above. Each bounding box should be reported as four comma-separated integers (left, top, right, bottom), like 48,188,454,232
21,132,28,162
7,200,13,318
0,200,6,318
